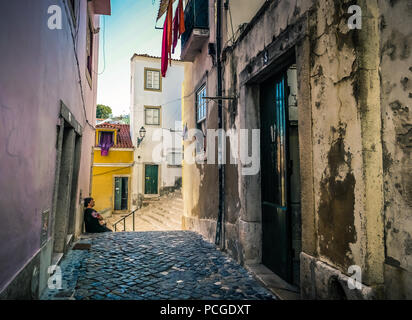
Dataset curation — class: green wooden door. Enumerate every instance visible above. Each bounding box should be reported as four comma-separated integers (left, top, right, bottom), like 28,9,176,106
145,165,158,194
260,73,292,283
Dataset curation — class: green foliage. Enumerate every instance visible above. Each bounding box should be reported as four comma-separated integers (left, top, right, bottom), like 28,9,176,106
96,104,112,119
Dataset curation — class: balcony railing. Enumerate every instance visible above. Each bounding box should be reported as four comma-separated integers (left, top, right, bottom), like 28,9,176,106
181,0,209,50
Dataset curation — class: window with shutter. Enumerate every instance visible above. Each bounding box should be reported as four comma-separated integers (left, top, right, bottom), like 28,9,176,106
144,68,162,91
144,107,161,125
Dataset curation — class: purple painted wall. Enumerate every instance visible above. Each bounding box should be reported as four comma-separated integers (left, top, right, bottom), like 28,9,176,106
0,0,101,293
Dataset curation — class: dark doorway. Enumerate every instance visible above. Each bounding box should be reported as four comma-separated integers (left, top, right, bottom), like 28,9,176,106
114,177,129,211
53,121,82,254
260,64,301,286
144,165,159,195
68,134,82,235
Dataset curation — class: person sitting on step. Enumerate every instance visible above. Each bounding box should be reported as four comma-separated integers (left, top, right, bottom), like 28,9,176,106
83,197,112,233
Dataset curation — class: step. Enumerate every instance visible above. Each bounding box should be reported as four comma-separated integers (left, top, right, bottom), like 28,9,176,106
153,205,183,216
136,216,164,231
153,200,183,210
146,212,180,230
150,209,182,226
139,213,171,231
126,216,155,231
145,209,182,230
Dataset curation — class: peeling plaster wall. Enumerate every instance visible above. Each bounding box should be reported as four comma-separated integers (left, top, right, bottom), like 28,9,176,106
379,0,412,299
183,0,315,264
183,0,410,298
310,0,367,277
182,0,219,244
222,0,314,265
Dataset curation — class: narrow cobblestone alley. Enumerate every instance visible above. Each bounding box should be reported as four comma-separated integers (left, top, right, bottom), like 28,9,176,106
41,231,276,300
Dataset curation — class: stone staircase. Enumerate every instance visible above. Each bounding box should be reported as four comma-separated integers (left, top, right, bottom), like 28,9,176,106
106,190,183,232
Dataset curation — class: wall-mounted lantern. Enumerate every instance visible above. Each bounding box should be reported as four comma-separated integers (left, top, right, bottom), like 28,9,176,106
137,126,146,148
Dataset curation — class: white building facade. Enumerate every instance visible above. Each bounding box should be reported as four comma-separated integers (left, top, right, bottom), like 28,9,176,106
130,54,185,206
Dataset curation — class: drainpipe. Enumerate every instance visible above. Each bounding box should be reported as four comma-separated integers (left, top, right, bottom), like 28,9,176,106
215,0,225,249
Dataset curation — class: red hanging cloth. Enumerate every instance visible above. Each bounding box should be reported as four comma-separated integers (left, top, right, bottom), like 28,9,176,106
178,0,185,34
172,0,185,54
161,0,173,77
161,18,169,77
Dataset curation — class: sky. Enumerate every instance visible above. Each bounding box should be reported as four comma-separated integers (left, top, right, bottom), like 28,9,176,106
97,0,181,116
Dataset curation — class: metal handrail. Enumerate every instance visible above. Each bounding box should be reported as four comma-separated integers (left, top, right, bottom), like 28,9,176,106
113,208,139,232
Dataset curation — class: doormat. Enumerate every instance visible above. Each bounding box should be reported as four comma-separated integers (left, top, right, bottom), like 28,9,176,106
72,243,91,250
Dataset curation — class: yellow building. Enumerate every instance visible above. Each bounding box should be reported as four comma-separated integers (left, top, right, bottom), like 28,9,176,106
91,123,134,216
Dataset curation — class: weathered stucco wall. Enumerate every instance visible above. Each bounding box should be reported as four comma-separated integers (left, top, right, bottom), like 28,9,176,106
0,0,100,298
379,0,412,299
219,0,314,264
310,0,367,276
182,0,220,243
309,0,386,291
183,0,411,299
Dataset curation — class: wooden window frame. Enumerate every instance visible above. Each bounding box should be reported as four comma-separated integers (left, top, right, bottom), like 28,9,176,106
167,151,183,168
96,129,117,146
196,84,207,124
194,83,207,161
85,12,94,88
144,68,162,92
144,106,162,126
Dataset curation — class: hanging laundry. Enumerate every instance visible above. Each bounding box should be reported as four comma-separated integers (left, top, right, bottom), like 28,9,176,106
161,0,173,77
172,0,185,54
100,132,114,156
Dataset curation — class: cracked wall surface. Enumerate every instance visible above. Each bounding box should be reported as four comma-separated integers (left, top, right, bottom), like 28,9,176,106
310,0,370,280
379,0,412,299
183,0,411,298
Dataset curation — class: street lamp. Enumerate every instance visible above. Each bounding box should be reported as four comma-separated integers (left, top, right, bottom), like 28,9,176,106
137,126,146,148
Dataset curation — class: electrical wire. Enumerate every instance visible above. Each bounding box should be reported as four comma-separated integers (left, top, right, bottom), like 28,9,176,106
74,0,81,43
63,0,95,130
93,165,134,177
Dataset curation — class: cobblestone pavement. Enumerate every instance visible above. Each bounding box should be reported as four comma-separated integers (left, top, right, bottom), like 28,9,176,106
41,231,276,300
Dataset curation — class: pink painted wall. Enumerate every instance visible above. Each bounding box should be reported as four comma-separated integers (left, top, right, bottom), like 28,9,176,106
0,0,101,293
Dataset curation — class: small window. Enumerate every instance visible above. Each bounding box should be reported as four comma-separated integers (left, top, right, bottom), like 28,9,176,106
145,107,161,125
195,84,207,158
86,18,93,78
98,131,114,145
167,152,183,167
196,85,207,123
145,68,161,91
98,131,114,156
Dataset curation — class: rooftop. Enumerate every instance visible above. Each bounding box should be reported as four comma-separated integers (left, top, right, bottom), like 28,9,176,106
131,53,182,63
96,123,134,149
